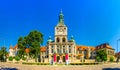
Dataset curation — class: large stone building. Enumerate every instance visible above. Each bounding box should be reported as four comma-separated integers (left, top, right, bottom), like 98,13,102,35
46,10,76,63
95,43,115,60
8,11,115,63
42,11,96,63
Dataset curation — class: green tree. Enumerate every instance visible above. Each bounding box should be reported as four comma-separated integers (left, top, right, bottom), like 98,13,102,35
110,56,114,62
17,36,26,58
28,30,43,62
17,30,43,62
0,47,7,62
96,50,107,62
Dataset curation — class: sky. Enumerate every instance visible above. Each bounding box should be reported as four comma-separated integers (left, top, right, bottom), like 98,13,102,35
0,0,120,52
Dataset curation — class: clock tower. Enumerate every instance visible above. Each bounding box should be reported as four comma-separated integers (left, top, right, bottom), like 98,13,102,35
55,10,68,43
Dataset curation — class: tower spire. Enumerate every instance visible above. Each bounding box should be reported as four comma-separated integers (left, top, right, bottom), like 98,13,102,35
57,10,66,26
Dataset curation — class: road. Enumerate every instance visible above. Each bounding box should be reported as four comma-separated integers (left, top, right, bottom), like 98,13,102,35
0,62,120,70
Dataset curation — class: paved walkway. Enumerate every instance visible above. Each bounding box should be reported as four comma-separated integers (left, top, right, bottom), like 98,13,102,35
0,62,120,70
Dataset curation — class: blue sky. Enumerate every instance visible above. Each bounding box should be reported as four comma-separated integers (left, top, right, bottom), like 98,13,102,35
0,0,120,52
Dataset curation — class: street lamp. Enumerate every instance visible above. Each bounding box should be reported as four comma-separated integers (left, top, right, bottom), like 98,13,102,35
117,39,120,52
116,39,120,63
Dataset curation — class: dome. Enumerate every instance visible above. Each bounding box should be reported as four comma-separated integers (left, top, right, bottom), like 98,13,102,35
70,35,75,42
47,36,53,42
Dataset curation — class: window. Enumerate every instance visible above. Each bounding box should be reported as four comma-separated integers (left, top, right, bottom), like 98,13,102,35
51,46,54,49
63,46,65,48
62,38,66,42
56,37,60,43
69,46,71,48
63,49,65,53
84,50,86,55
69,49,71,53
57,49,59,53
51,49,53,53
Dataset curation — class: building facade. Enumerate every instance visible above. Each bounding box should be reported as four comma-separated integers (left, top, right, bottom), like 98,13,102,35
96,43,115,60
9,45,18,57
46,11,76,63
8,11,115,63
44,11,97,63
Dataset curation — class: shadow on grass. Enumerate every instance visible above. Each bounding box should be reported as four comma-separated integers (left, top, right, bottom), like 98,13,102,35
0,67,18,70
103,68,120,70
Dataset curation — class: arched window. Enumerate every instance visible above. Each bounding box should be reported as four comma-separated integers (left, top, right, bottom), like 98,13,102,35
62,37,66,42
56,37,60,43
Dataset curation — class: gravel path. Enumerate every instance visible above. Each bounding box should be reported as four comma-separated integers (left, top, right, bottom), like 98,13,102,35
0,62,120,70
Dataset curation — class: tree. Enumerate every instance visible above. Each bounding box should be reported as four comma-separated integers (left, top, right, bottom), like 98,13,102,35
17,36,26,58
27,30,43,62
0,47,7,62
110,56,114,62
17,30,43,62
96,50,107,62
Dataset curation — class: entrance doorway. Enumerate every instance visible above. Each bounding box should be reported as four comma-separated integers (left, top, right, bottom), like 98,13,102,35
63,56,65,62
57,56,60,62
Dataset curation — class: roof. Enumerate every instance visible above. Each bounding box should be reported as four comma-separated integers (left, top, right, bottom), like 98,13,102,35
10,45,13,49
9,45,18,50
14,44,18,49
40,46,46,52
95,43,114,50
76,45,95,51
56,10,66,27
25,48,29,53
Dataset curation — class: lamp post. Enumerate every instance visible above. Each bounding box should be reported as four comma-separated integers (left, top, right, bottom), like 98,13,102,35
117,39,120,53
117,39,120,63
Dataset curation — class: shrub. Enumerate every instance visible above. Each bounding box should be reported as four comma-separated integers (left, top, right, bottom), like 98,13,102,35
15,56,20,61
8,56,13,61
22,62,50,65
22,57,27,61
110,56,114,62
96,56,100,62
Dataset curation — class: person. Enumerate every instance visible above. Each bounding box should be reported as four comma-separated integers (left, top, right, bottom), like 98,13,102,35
50,59,53,65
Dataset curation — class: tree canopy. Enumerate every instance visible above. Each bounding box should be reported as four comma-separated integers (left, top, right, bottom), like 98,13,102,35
96,50,107,62
17,30,43,61
0,47,7,62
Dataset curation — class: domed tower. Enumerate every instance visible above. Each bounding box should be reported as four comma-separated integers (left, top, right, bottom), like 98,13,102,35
55,10,68,43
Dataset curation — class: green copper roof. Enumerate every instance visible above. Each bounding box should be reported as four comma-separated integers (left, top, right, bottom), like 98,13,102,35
57,10,66,26
70,35,75,42
47,36,53,42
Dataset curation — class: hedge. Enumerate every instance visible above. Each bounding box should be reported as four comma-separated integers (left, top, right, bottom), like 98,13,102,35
70,62,101,65
22,62,50,65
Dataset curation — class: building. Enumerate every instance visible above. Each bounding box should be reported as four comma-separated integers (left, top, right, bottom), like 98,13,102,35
9,45,18,57
95,43,115,60
8,11,115,63
46,10,76,63
45,11,96,63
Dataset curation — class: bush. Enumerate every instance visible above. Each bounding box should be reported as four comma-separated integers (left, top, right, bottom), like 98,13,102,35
96,56,100,62
15,56,20,61
110,56,114,62
8,56,13,61
70,62,101,65
22,57,27,61
22,62,50,65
